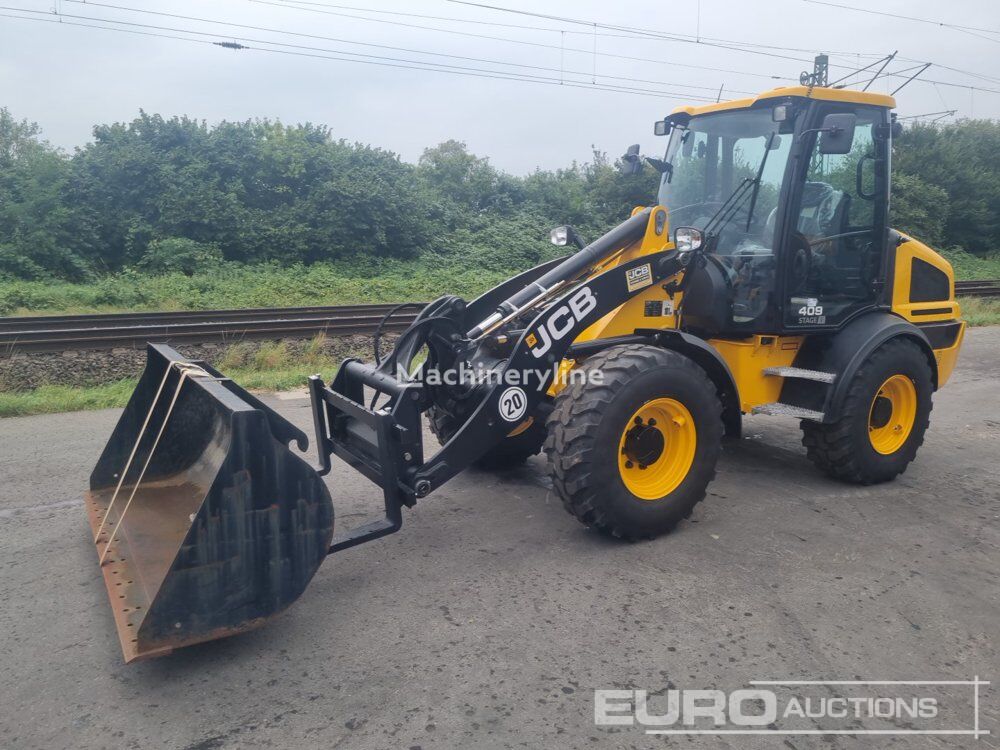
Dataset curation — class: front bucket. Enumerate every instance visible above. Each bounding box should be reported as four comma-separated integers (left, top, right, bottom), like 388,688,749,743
85,344,334,662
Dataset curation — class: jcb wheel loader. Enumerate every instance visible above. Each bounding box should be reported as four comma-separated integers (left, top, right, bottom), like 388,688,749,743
87,85,964,661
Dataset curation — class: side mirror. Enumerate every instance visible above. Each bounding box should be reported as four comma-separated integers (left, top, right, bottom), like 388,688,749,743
644,157,671,174
818,113,856,155
550,225,586,250
654,119,670,136
620,144,642,176
674,227,703,257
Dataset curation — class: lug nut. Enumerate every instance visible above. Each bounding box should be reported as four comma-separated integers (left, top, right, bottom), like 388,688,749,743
625,461,634,469
648,418,657,426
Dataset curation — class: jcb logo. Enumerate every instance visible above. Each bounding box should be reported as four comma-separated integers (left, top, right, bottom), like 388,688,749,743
528,286,598,359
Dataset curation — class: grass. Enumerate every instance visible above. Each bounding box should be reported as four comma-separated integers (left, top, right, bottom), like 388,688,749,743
0,356,343,419
959,296,1000,326
0,379,138,418
5,298,998,419
0,258,512,316
0,333,359,418
941,248,1000,280
2,249,996,318
2,250,999,417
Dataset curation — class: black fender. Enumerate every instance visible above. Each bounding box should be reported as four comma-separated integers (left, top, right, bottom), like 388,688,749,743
651,330,742,440
568,329,742,440
788,311,937,423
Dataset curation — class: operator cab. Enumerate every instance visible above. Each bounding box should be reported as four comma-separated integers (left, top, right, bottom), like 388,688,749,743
655,87,893,336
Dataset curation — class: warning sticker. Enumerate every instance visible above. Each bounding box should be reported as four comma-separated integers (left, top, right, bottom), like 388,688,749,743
626,263,653,293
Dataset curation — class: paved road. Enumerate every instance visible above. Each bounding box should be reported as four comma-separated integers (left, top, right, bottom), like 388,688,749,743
1,330,998,749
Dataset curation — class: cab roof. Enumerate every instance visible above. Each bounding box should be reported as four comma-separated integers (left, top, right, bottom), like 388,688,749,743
670,86,896,118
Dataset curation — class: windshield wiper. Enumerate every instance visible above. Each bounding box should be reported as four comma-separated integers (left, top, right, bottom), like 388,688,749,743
703,177,755,238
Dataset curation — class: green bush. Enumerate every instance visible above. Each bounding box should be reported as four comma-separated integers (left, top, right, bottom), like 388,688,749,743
136,238,223,276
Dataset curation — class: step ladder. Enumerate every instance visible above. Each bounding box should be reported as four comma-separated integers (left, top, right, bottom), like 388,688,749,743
751,366,837,422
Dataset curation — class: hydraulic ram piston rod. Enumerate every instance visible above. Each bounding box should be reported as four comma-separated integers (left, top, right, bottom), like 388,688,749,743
466,208,652,339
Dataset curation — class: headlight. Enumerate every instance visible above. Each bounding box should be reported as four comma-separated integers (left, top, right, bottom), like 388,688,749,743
549,226,570,246
674,226,703,253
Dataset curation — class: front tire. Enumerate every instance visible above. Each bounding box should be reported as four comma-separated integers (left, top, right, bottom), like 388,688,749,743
545,345,723,541
801,338,933,484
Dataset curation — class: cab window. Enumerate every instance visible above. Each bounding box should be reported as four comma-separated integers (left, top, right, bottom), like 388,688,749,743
785,106,886,327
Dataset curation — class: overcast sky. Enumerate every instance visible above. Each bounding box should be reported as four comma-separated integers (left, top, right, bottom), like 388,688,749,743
2,0,999,173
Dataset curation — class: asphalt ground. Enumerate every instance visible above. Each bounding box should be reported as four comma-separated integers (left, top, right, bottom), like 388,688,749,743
0,328,997,749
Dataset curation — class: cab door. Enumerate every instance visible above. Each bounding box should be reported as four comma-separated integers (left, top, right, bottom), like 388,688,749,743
780,104,890,329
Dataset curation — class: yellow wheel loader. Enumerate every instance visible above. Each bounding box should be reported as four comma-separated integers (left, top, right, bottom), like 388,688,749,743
87,85,965,662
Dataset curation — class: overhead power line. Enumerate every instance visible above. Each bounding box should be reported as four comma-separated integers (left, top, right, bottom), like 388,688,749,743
254,0,792,83
273,0,885,58
444,0,820,64
898,110,957,120
801,0,1000,44
0,7,721,100
439,0,1000,95
57,0,747,95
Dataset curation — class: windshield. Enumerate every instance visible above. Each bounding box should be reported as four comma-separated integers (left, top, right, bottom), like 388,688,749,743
658,108,793,251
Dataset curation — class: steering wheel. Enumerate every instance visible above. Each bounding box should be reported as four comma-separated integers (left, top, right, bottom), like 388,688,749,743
788,232,813,293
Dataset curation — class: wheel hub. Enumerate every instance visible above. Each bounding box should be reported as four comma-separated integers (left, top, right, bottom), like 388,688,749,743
867,374,917,455
869,396,893,429
622,419,665,468
617,398,698,500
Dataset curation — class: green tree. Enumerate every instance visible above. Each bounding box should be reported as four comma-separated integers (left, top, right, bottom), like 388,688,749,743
894,120,1000,253
0,109,95,280
890,172,949,246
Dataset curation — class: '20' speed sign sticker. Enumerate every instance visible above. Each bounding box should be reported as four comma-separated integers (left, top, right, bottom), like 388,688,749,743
498,387,528,422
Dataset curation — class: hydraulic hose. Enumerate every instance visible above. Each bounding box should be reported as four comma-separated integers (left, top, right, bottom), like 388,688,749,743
466,207,652,339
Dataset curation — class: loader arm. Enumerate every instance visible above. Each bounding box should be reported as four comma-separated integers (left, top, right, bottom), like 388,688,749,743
307,208,682,551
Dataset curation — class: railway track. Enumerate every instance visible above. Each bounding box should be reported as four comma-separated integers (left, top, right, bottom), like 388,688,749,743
1,280,997,354
0,303,426,354
955,280,1000,298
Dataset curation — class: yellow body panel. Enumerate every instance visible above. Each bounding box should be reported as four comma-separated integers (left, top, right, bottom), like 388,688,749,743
708,336,805,413
671,86,896,118
582,205,678,341
933,321,965,388
890,234,962,323
549,206,677,397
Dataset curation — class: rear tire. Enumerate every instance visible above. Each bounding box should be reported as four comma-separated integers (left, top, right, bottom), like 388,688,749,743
545,345,723,541
801,338,933,484
428,406,546,470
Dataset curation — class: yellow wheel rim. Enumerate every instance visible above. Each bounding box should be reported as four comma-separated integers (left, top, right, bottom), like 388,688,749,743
868,374,917,455
617,398,697,500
